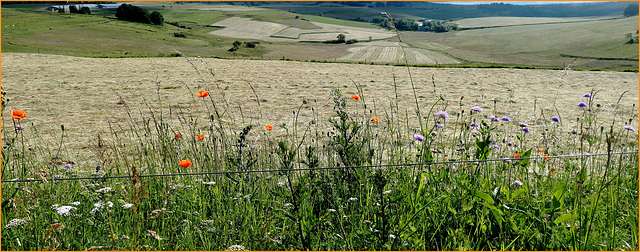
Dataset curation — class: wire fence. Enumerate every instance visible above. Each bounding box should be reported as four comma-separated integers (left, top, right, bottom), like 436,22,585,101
2,151,637,184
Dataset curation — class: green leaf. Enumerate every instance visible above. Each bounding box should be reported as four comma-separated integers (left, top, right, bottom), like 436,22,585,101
554,213,574,225
483,203,504,229
471,189,495,205
416,173,426,198
510,188,526,202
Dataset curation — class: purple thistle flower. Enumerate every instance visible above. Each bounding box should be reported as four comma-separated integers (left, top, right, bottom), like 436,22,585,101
470,122,479,128
571,130,578,134
15,125,24,131
492,144,500,150
471,106,482,113
435,111,449,120
522,127,530,133
584,126,590,130
471,130,479,135
64,164,72,169
583,93,591,98
512,180,523,186
501,116,511,122
431,131,438,136
434,123,444,128
507,141,514,147
430,149,439,153
578,102,587,108
623,125,636,131
490,115,499,122
414,134,425,142
518,122,528,127
551,116,560,123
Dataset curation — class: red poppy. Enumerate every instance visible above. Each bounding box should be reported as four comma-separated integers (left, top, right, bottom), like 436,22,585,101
196,90,209,98
196,135,205,140
371,116,379,123
11,110,26,120
544,154,549,161
537,148,544,153
514,153,520,159
179,159,192,168
175,133,181,139
351,95,360,101
265,125,273,131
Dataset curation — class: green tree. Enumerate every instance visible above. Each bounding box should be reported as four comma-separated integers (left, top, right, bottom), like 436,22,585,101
149,11,164,25
68,5,78,13
624,3,638,17
78,7,91,15
336,34,346,43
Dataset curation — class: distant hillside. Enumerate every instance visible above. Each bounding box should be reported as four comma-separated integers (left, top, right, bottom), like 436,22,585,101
234,1,633,21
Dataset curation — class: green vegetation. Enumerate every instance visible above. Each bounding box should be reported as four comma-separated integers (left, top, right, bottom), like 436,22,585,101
116,4,164,26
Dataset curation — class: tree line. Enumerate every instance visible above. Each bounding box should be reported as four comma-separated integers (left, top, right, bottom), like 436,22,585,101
116,4,164,26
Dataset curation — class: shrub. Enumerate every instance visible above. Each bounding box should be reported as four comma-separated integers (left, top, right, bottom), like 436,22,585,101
78,7,91,15
149,11,164,26
173,32,186,38
345,39,358,44
245,42,256,48
116,3,151,24
68,5,78,13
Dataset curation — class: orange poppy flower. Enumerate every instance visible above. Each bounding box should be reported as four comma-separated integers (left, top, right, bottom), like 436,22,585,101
196,90,209,98
514,153,520,159
371,116,379,123
544,154,549,161
551,171,557,176
351,95,361,101
537,148,544,153
175,133,181,139
196,134,205,140
461,163,467,168
179,159,192,168
265,125,273,131
11,110,26,120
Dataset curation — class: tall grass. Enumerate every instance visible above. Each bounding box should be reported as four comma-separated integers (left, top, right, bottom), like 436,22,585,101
1,54,638,250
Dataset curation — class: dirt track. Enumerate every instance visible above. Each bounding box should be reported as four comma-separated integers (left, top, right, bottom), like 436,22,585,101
2,53,638,168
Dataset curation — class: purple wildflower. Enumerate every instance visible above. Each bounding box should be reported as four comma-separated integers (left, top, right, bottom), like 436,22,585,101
492,144,500,150
471,106,483,113
15,125,24,130
504,159,512,163
434,123,444,128
584,126,590,130
490,115,498,122
471,130,479,135
623,125,636,131
470,122,479,128
507,141,514,147
522,127,530,133
551,116,560,123
583,93,591,98
578,102,587,108
512,180,523,186
571,130,578,134
435,111,449,120
430,149,439,153
64,164,72,169
501,116,511,122
414,134,425,142
518,122,528,127
431,131,438,136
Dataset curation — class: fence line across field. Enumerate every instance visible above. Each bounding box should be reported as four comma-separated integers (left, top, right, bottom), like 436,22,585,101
2,151,638,184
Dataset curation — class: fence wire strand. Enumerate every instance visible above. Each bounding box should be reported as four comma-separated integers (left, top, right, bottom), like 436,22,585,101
2,151,637,183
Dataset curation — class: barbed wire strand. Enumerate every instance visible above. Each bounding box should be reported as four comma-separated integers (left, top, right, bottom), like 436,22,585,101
2,151,637,183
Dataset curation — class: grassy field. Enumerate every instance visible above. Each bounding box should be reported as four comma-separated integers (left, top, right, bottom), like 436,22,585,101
402,16,639,71
1,52,638,250
2,3,638,70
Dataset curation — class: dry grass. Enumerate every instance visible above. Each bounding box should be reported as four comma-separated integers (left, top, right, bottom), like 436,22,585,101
2,53,638,170
454,16,620,29
337,44,460,65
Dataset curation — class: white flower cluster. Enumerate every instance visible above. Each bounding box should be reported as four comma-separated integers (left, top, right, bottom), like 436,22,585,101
90,201,114,214
55,206,77,216
122,203,134,209
4,218,29,229
226,245,247,251
96,187,112,193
